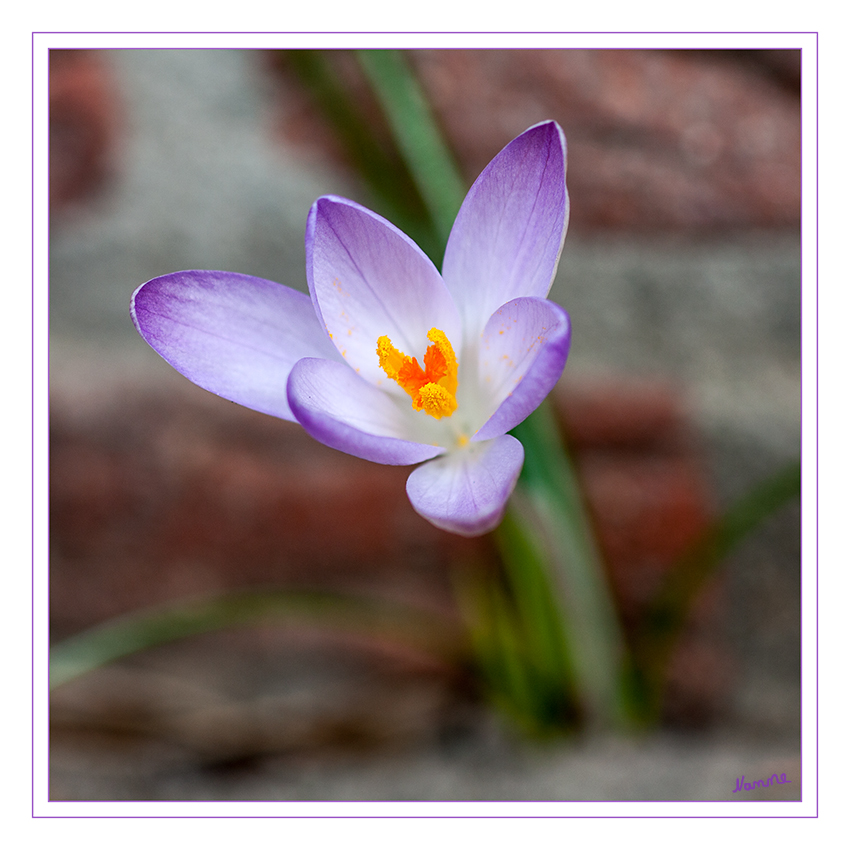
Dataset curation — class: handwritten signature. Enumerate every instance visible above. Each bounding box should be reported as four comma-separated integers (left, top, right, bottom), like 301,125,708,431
733,773,790,793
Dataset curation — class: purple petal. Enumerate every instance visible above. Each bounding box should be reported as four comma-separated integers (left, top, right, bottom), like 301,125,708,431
474,297,571,442
441,121,569,341
306,196,461,390
288,357,444,465
131,270,340,421
406,435,524,536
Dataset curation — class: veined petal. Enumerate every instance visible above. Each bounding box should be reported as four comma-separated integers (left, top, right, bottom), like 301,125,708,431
131,270,340,422
406,435,524,536
473,297,571,442
306,196,461,390
287,358,444,466
441,121,569,342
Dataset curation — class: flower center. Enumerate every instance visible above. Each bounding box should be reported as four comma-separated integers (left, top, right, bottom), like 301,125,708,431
376,328,458,420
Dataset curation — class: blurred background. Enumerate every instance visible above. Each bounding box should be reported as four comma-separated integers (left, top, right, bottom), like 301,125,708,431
49,48,801,801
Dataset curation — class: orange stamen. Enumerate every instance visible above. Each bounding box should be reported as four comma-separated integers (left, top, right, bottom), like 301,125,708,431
376,328,458,420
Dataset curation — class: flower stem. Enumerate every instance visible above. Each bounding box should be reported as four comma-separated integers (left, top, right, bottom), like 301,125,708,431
355,50,467,248
509,400,632,727
355,47,627,730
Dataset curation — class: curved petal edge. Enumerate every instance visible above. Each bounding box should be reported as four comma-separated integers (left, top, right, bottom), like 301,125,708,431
131,270,340,422
441,120,569,340
405,435,525,536
305,195,461,384
288,357,444,466
474,297,571,442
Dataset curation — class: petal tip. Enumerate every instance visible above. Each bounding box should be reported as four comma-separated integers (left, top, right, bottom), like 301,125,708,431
410,499,511,538
405,436,524,537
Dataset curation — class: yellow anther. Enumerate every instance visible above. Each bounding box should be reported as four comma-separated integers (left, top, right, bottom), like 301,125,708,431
419,383,457,419
376,336,405,381
376,327,459,420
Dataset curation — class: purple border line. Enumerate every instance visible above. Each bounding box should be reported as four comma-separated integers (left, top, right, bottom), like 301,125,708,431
31,27,36,825
34,31,815,818
809,31,817,816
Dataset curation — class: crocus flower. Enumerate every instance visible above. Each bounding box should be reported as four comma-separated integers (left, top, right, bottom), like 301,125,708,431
131,121,571,536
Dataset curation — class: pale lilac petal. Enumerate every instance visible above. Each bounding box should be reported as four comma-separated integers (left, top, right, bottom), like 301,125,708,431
441,121,569,341
306,196,461,390
405,435,524,536
473,297,571,442
287,358,444,465
131,270,340,421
